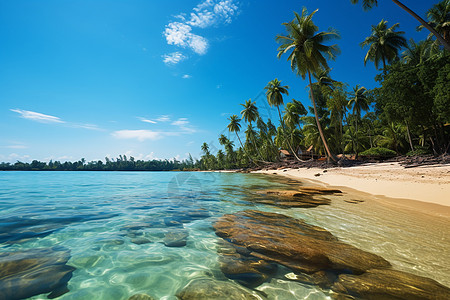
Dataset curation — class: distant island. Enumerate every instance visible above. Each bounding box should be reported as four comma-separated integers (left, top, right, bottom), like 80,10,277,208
0,155,198,171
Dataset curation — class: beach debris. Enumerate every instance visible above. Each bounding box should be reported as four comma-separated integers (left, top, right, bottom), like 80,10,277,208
213,210,450,299
0,246,75,300
176,278,259,300
314,173,321,176
163,230,189,247
128,293,156,300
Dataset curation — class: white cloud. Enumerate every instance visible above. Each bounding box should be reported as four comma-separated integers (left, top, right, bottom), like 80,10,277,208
70,123,103,131
10,108,102,131
111,130,165,142
164,22,208,55
171,117,197,134
138,117,157,124
189,0,238,27
182,74,191,79
162,0,239,62
10,109,65,124
156,115,171,122
172,118,189,126
162,51,187,65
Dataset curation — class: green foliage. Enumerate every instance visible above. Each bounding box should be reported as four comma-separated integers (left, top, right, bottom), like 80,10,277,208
360,147,396,157
406,146,431,156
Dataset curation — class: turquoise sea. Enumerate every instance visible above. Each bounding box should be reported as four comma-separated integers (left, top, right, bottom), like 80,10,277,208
0,171,449,299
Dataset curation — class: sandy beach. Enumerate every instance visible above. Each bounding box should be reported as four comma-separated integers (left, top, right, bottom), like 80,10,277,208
254,162,450,216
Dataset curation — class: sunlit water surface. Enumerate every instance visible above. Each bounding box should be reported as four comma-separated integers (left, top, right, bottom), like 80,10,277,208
0,171,449,300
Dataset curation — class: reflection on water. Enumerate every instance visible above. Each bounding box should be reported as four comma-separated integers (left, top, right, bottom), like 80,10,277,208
0,171,448,299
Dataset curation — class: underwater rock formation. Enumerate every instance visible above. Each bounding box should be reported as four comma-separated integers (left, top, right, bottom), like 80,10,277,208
176,278,259,300
213,210,450,299
0,246,75,300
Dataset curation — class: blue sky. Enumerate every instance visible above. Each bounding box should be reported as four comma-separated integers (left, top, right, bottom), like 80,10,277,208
0,0,435,163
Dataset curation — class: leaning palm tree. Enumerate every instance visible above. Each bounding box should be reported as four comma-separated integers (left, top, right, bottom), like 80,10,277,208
361,20,407,71
402,38,437,66
227,115,252,163
348,85,370,156
264,79,302,161
276,7,340,162
418,0,450,46
351,0,450,51
240,99,264,161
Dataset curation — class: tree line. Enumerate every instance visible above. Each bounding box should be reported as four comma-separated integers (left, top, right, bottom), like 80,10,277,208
0,155,198,171
198,0,449,170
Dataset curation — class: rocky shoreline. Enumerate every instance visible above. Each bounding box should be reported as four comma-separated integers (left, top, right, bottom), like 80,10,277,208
213,210,450,299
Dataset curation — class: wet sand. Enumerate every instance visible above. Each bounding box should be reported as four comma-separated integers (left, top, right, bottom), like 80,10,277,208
253,162,450,217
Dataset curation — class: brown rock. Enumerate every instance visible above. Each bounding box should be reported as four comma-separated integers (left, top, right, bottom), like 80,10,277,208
331,268,450,300
128,294,155,300
0,247,75,300
213,210,390,275
176,278,259,300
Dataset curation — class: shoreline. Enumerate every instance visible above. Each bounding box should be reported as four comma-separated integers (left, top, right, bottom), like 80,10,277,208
252,162,450,217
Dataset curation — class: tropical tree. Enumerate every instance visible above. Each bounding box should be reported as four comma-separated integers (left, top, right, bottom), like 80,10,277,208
402,38,437,66
227,115,252,164
418,0,450,47
348,85,370,156
201,142,210,156
264,79,302,160
240,99,264,160
360,20,407,71
276,7,340,161
350,0,450,51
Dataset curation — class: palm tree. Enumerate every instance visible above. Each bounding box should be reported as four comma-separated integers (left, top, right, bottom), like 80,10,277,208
240,99,264,161
402,38,437,66
276,7,340,162
201,142,210,156
348,85,370,156
351,0,450,51
361,20,407,71
264,79,302,160
418,0,450,47
227,115,252,163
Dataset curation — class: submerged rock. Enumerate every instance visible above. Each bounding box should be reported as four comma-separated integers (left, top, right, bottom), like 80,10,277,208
214,210,390,275
331,268,450,300
131,237,152,245
217,240,277,287
163,230,189,247
253,187,342,208
0,246,75,300
128,293,156,300
214,210,450,299
176,278,259,300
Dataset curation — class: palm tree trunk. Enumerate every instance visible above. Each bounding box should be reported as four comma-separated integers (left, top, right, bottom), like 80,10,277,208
236,133,255,165
308,71,337,162
277,106,302,162
405,121,414,151
249,122,266,162
355,116,359,158
391,0,450,51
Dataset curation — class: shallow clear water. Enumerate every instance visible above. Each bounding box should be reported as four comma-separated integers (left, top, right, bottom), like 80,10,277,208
0,171,449,300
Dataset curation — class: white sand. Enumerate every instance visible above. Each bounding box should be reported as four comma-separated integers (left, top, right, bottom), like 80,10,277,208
254,162,450,215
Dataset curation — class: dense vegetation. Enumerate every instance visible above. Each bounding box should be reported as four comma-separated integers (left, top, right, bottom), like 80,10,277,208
0,155,197,171
199,0,449,170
